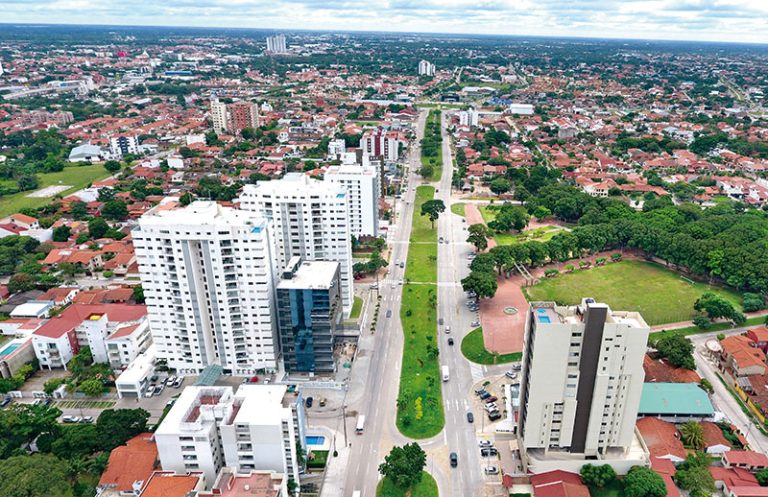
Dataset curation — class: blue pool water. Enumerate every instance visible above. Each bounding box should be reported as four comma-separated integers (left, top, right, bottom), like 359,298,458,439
535,309,551,324
0,343,20,357
306,436,326,445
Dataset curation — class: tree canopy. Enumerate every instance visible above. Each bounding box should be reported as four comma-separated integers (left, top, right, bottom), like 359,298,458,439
378,443,427,489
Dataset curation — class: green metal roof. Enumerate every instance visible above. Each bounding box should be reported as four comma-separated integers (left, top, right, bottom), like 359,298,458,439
639,382,714,416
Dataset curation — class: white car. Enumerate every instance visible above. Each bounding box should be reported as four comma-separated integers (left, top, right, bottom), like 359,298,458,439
485,466,499,475
505,371,518,380
444,326,451,334
478,440,493,448
62,415,81,423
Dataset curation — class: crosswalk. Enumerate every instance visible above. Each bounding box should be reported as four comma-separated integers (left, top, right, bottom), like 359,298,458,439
444,399,471,411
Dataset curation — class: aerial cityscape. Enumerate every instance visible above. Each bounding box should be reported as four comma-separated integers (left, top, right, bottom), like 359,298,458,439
1,5,768,497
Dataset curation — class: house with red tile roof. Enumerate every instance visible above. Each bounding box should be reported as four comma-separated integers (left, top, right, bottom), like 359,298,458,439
746,327,768,353
643,355,700,383
650,457,681,497
724,451,768,472
636,417,686,462
138,471,206,497
529,470,589,497
98,433,158,497
710,466,758,495
32,303,147,370
720,335,767,378
701,421,733,455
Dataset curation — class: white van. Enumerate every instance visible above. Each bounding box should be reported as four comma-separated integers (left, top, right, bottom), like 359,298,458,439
441,365,450,382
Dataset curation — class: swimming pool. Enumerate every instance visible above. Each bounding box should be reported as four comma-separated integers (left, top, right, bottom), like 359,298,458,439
0,343,21,357
535,309,551,324
306,436,326,445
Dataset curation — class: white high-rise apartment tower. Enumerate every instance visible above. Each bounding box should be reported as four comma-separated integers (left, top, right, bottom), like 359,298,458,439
418,60,436,76
518,299,649,468
324,164,379,238
239,173,354,316
133,200,279,375
210,99,228,134
266,34,287,54
155,385,306,485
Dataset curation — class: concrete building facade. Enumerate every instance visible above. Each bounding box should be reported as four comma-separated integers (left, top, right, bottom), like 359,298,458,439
324,163,379,237
133,200,279,375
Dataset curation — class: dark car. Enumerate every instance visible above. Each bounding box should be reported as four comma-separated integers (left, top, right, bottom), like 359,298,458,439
467,412,474,423
484,396,498,404
474,389,487,396
480,447,498,457
0,396,12,408
488,412,502,421
305,396,313,408
450,452,458,467
479,391,491,400
447,338,454,346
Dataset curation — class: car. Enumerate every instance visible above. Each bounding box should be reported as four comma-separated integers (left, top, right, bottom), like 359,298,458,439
447,337,454,346
305,396,314,408
369,283,379,290
484,404,497,412
449,452,458,468
439,237,444,243
386,310,392,318
44,398,53,406
80,416,94,423
478,440,493,448
166,375,177,385
512,363,522,371
62,415,81,423
480,447,498,457
399,280,404,285
32,399,45,406
479,391,491,400
438,318,444,325
488,412,502,421
399,262,405,268
319,398,326,407
467,412,474,423
475,389,487,396
154,384,165,396
150,375,158,382
173,377,184,388
1,396,12,408
471,320,481,327
485,396,498,403
505,371,518,380
444,326,451,334
485,466,499,475
391,283,396,289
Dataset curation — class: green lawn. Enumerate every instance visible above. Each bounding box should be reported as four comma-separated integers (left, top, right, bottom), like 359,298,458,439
350,296,364,320
652,315,766,341
411,186,438,243
397,284,444,438
0,165,111,217
588,481,624,497
405,243,437,283
493,226,565,246
450,202,466,217
377,472,438,497
479,205,496,222
461,327,522,365
307,450,329,469
420,110,442,182
526,260,742,326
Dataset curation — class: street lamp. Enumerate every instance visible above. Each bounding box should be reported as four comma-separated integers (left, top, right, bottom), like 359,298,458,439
342,403,348,447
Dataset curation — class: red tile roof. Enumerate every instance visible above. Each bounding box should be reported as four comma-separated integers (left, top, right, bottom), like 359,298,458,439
33,303,146,339
643,355,700,383
530,470,589,497
98,433,157,491
725,450,768,469
636,417,686,460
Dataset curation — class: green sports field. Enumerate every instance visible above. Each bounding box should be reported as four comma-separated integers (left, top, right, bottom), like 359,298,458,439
526,260,742,326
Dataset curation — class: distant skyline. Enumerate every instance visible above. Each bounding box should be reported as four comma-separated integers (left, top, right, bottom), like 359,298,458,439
2,0,768,45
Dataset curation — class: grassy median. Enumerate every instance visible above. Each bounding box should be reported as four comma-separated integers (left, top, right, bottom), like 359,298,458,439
377,472,438,497
461,327,522,365
396,185,444,438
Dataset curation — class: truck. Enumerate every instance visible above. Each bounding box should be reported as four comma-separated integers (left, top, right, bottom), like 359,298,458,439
355,415,366,434
442,365,450,382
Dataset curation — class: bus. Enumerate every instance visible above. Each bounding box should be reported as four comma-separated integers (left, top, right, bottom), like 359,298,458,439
355,415,366,434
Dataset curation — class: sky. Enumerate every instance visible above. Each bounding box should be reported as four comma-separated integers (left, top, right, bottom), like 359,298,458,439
2,0,768,44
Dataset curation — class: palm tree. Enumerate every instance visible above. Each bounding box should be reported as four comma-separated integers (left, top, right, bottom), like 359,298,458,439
680,421,704,450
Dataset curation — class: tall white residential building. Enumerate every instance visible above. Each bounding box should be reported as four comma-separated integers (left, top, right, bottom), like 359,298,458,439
327,138,346,159
239,174,354,316
518,299,649,473
418,60,435,77
155,385,306,485
324,164,379,237
210,99,229,134
266,34,287,54
133,200,279,375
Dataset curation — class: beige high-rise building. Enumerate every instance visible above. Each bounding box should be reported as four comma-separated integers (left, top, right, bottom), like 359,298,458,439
518,299,650,474
210,99,228,134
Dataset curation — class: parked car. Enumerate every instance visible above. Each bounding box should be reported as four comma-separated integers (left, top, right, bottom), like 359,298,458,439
447,338,454,346
62,416,81,423
474,389,487,396
369,283,378,290
485,466,499,475
80,416,94,423
467,412,474,423
154,384,165,396
44,398,53,406
32,399,45,406
488,412,502,421
173,377,183,388
484,396,498,404
505,371,518,379
480,448,498,457
450,452,458,468
1,396,12,408
511,363,522,371
478,440,493,448
165,375,177,385
479,391,491,400
484,404,497,412
471,321,481,327
305,396,314,408
145,385,156,398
